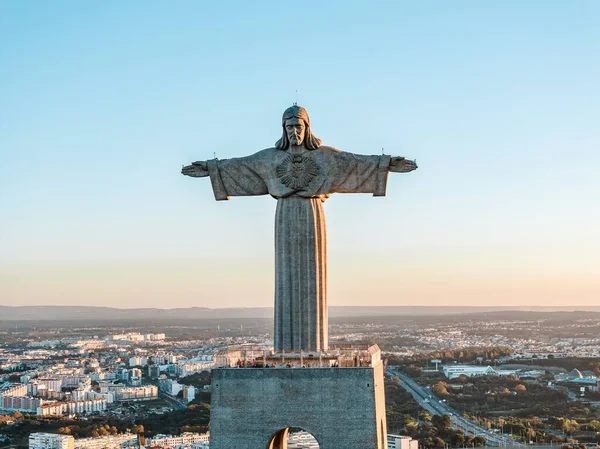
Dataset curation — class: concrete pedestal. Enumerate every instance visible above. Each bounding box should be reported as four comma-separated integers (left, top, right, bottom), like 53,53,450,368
209,363,387,449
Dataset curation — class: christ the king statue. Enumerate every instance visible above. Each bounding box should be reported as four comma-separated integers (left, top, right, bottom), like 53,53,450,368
182,105,417,353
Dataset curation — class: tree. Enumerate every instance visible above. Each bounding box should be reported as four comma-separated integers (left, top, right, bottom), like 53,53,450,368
419,411,432,422
556,418,580,434
131,424,144,435
432,415,451,430
524,428,536,440
456,374,469,384
405,418,419,432
514,384,527,392
405,365,422,377
434,437,446,448
471,436,487,447
422,437,434,448
451,431,466,446
432,381,450,397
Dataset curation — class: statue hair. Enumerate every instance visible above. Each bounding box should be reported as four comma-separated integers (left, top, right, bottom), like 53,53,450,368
275,105,322,151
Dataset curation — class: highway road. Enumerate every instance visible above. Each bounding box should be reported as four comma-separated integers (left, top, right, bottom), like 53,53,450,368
387,368,526,448
159,392,188,411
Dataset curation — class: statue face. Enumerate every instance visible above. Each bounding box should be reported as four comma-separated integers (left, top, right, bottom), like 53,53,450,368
285,118,306,146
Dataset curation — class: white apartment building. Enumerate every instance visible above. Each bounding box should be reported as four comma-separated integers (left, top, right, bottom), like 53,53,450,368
144,334,165,341
129,357,148,367
90,372,118,382
115,385,158,401
37,398,107,416
177,361,214,377
62,375,91,389
99,381,125,395
29,433,75,449
388,434,419,449
86,391,114,404
182,385,195,403
442,365,497,379
1,394,42,412
71,388,87,401
37,378,64,392
124,334,144,343
74,433,138,449
151,354,178,365
1,383,27,396
144,433,209,448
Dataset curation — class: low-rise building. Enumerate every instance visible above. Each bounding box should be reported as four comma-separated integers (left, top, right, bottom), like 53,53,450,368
442,365,497,379
37,398,107,416
74,433,138,449
29,433,75,449
388,434,419,449
144,433,209,449
177,361,214,377
115,385,158,401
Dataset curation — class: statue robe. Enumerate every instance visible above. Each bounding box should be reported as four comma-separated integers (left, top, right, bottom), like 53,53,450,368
206,146,391,352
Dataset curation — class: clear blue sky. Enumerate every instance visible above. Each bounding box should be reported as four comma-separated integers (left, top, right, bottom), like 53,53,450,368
1,1,598,308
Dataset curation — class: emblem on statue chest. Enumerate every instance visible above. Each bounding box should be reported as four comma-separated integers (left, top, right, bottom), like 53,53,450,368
276,154,319,189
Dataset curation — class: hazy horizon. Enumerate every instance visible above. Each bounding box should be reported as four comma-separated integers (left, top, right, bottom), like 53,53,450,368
2,304,600,323
1,1,599,308
4,304,600,310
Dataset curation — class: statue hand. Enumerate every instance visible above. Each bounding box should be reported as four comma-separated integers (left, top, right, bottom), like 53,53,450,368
181,161,209,177
389,157,418,173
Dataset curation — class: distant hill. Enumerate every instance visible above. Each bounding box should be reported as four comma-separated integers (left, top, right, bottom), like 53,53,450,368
1,305,600,321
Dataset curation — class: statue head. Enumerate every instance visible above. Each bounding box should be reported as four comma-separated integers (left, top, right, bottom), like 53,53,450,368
275,105,322,151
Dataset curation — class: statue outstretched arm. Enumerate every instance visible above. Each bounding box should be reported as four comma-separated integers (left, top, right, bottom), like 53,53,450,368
326,150,417,197
181,154,269,201
182,161,209,177
389,157,418,173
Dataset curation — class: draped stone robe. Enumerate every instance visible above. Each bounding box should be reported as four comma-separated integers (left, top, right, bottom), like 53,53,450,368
206,146,392,352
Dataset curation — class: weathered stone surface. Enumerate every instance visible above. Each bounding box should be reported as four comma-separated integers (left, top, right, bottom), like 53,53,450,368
210,362,387,449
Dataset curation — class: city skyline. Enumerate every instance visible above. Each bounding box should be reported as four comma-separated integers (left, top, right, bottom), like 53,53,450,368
1,1,599,308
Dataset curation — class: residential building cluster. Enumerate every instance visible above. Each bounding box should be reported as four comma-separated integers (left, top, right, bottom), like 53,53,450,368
0,330,257,418
0,338,172,416
28,432,209,449
145,432,210,448
337,317,600,360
